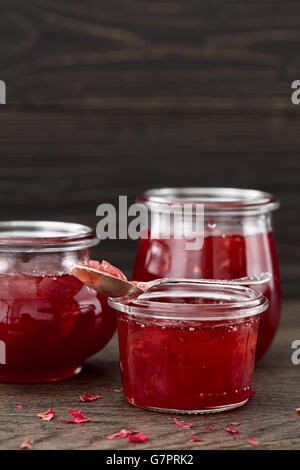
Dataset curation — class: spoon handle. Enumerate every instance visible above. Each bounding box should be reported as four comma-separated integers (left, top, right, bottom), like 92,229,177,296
146,272,272,289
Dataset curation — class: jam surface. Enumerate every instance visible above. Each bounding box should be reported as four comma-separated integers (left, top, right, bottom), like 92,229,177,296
118,310,259,412
133,232,281,361
0,272,116,382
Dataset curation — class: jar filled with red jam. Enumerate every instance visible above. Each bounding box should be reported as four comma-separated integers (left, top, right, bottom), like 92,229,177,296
109,280,268,414
0,221,116,383
133,188,281,362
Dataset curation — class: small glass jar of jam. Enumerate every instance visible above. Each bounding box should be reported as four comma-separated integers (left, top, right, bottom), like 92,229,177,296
109,280,268,414
133,187,281,362
0,221,116,383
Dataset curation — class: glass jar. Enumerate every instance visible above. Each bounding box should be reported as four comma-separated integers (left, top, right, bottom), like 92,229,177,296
133,188,281,362
0,221,116,383
109,280,269,414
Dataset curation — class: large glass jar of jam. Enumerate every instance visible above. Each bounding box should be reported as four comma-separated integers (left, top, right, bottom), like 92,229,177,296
109,280,269,414
0,221,116,383
133,188,281,362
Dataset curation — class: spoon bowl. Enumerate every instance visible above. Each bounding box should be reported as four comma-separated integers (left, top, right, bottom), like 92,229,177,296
71,264,144,297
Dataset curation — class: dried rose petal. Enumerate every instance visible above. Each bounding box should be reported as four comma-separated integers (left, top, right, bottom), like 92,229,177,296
249,390,256,398
16,405,23,410
130,281,148,291
37,408,55,421
225,428,240,434
56,427,62,430
205,425,213,430
80,393,102,402
62,409,90,424
190,436,204,442
248,438,259,446
128,432,149,442
107,429,137,440
113,388,123,393
19,439,33,449
231,422,240,426
99,260,128,281
174,417,193,428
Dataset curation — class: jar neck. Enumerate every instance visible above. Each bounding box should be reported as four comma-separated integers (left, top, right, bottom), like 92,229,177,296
109,280,269,322
203,213,273,237
0,248,91,275
139,188,279,217
147,212,273,239
0,221,99,252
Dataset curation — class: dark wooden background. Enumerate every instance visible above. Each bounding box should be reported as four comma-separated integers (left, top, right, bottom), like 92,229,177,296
0,0,300,296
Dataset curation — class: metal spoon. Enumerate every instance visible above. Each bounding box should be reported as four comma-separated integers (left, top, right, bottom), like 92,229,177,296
71,264,272,299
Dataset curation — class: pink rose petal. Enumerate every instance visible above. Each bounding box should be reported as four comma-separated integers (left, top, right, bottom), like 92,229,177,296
248,438,260,446
19,439,33,449
225,427,240,434
107,429,137,440
174,417,193,428
129,432,149,442
80,393,102,402
190,436,204,442
37,408,55,421
62,409,90,424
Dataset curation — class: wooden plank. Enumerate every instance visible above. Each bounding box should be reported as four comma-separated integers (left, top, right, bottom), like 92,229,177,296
0,109,299,295
0,300,298,450
1,1,300,109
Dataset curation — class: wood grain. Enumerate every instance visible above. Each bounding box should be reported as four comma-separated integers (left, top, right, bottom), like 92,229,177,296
0,1,300,295
0,109,299,296
0,300,298,450
1,0,300,109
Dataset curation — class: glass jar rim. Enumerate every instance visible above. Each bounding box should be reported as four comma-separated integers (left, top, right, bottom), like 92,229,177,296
0,221,99,252
138,187,279,216
108,280,269,321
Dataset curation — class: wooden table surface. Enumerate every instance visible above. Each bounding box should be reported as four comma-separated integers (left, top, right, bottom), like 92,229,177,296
0,301,299,450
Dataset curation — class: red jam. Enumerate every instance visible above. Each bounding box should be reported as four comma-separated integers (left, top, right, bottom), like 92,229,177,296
110,281,268,413
0,272,116,382
134,232,281,362
0,221,118,382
